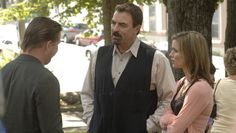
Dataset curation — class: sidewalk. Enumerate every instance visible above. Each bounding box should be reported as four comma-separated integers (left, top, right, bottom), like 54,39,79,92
62,112,87,132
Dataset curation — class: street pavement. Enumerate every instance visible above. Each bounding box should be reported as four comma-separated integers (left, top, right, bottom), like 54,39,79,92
46,43,90,93
62,112,87,131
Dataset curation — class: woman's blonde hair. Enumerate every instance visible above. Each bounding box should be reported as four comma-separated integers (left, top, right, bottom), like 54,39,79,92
171,31,213,85
224,47,236,75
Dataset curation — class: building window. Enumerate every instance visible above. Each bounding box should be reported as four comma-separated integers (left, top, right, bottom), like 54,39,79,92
212,9,219,39
149,5,156,32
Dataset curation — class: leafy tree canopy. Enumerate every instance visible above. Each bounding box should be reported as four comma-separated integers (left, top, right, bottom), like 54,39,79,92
160,0,224,8
0,0,156,25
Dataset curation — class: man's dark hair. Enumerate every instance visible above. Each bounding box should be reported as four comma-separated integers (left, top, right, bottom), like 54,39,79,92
21,17,62,51
115,3,143,27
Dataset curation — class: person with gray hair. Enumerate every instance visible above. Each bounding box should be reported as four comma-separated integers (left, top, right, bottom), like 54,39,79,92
211,47,236,133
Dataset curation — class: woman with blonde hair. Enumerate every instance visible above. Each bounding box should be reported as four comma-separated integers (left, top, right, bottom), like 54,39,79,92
160,31,213,133
211,47,236,133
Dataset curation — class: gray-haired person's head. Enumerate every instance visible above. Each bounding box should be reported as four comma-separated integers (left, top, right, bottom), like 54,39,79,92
224,47,236,75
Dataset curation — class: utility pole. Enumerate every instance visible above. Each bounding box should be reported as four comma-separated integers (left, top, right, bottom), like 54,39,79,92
1,0,7,8
17,20,25,46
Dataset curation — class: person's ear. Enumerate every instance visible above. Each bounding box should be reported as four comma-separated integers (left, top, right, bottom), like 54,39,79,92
46,40,54,50
135,25,141,34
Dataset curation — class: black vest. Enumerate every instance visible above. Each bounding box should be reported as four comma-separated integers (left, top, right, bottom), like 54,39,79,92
89,43,157,133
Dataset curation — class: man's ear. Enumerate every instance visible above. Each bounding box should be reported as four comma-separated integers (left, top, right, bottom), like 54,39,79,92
135,25,141,34
45,40,53,50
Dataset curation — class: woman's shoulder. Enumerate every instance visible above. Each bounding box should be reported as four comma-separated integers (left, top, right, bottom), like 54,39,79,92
189,79,212,96
215,78,236,92
220,77,236,83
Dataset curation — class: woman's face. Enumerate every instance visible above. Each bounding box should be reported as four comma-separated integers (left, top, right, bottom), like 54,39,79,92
169,39,186,69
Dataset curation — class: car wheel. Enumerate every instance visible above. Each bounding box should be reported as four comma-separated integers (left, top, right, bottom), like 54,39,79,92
63,35,68,43
75,39,80,46
85,50,92,59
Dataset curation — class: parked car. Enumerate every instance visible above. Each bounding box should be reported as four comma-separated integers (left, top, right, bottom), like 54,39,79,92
84,39,104,59
74,29,103,46
0,39,20,54
61,23,88,43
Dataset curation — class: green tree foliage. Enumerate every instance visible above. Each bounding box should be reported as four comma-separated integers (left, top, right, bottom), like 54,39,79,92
0,0,155,24
0,0,51,23
0,49,18,68
0,0,157,46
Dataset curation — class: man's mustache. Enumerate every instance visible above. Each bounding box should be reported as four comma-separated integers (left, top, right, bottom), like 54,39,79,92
112,32,121,37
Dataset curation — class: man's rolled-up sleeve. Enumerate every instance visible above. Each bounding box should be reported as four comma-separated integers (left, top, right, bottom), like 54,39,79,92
80,51,97,126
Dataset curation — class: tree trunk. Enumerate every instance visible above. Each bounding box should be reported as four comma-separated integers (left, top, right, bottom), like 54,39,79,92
1,0,6,8
102,0,128,45
225,0,236,51
17,0,25,47
167,0,183,81
17,20,25,46
102,0,114,45
167,0,217,80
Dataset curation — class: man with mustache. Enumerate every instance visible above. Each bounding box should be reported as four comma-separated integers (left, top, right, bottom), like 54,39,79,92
81,3,175,133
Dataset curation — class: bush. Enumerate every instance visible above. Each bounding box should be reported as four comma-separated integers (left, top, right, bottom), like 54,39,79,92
0,49,18,68
60,92,81,105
